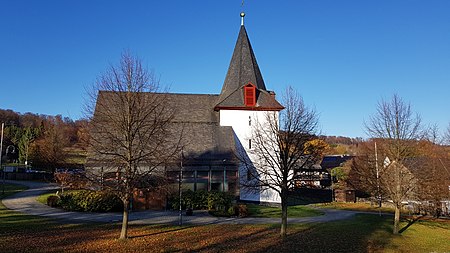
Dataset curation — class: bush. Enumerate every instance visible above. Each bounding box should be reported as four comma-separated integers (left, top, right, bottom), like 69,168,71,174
237,204,248,217
170,190,234,212
58,190,123,212
227,206,236,216
207,191,234,211
47,195,60,207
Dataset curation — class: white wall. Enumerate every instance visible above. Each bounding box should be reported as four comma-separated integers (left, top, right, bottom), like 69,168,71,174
220,109,281,204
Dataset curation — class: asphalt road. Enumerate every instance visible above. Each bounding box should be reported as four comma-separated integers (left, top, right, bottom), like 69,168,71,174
2,180,358,225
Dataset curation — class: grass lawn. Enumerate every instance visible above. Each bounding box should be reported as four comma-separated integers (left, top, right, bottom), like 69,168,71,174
315,202,397,214
2,184,450,253
1,183,27,197
36,190,81,205
36,191,57,205
247,203,324,218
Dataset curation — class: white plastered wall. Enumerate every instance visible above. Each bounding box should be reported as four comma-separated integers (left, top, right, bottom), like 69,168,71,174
220,109,281,204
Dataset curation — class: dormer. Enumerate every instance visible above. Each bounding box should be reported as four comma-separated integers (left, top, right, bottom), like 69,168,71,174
244,83,256,107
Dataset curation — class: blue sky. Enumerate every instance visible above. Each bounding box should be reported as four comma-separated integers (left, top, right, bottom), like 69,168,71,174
1,1,449,138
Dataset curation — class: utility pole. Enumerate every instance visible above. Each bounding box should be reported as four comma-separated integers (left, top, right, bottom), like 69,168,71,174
375,142,382,216
179,148,183,226
1,123,4,195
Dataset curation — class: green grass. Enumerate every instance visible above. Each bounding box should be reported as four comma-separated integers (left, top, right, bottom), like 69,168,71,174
36,190,80,205
36,192,56,204
315,202,397,213
1,183,27,198
247,204,324,218
276,214,450,253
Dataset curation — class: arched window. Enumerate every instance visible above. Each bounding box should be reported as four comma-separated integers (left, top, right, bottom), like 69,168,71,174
244,83,256,106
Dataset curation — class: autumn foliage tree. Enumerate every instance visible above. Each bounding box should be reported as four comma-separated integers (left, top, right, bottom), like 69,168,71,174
0,109,87,170
31,116,70,170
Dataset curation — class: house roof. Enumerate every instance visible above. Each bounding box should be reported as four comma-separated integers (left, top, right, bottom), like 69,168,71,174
215,25,284,111
163,93,238,164
87,91,239,167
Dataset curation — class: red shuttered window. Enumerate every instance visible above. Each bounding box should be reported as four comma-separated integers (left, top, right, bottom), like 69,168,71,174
244,84,256,106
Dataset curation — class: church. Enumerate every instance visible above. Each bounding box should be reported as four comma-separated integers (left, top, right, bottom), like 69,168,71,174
88,12,284,206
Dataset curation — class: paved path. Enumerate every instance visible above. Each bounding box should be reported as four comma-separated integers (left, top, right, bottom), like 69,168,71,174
2,180,359,225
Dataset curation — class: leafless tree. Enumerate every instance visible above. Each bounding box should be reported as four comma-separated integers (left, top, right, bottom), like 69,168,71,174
365,94,424,234
446,123,450,144
347,140,383,199
240,86,322,238
85,51,181,239
54,170,87,193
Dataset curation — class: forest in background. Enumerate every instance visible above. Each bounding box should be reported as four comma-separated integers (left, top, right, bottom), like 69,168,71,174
0,109,88,171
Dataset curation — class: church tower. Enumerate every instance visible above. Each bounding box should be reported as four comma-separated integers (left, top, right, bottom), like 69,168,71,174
215,13,284,203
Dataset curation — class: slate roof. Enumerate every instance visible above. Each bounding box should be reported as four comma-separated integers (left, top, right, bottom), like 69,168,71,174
215,25,284,111
87,92,238,168
164,93,238,165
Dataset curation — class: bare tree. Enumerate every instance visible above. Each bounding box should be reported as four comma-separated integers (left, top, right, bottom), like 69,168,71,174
240,87,322,238
347,140,382,199
365,94,424,234
85,51,180,239
446,123,450,144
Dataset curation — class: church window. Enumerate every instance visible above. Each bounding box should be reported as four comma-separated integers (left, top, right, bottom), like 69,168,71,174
248,139,252,149
248,116,251,126
244,84,256,106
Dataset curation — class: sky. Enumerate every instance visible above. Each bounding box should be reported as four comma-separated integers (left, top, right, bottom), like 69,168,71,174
1,1,449,138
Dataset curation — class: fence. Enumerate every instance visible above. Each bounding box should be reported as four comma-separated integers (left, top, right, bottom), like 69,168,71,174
0,172,54,181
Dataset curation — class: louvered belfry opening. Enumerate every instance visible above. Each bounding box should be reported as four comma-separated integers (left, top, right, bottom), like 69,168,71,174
244,83,256,106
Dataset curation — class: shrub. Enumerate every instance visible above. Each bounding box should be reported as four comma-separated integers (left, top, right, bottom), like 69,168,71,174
170,190,234,212
228,206,237,216
207,191,234,211
58,190,123,212
237,204,248,217
47,195,60,207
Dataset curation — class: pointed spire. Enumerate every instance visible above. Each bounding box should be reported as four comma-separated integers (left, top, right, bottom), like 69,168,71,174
215,15,283,111
216,25,266,106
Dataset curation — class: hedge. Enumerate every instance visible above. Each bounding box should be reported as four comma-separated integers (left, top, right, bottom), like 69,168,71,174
170,190,235,212
52,190,123,212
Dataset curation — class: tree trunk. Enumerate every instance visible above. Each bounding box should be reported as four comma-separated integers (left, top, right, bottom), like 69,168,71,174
393,204,400,234
280,196,288,238
119,198,130,239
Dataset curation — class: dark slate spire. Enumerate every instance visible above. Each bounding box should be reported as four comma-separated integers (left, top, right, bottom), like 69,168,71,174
215,14,283,111
216,25,266,105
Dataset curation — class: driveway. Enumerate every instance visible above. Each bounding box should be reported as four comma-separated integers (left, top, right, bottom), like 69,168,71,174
2,180,358,225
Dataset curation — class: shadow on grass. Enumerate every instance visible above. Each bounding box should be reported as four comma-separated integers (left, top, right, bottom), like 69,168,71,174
399,216,422,234
259,214,393,253
183,224,282,253
129,225,193,239
172,214,395,253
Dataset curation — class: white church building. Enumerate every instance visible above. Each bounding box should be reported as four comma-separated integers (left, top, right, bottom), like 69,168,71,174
88,13,284,205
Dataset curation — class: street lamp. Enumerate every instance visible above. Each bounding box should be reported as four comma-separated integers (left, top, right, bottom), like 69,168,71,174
179,148,184,226
1,121,17,195
2,145,16,195
6,145,15,157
